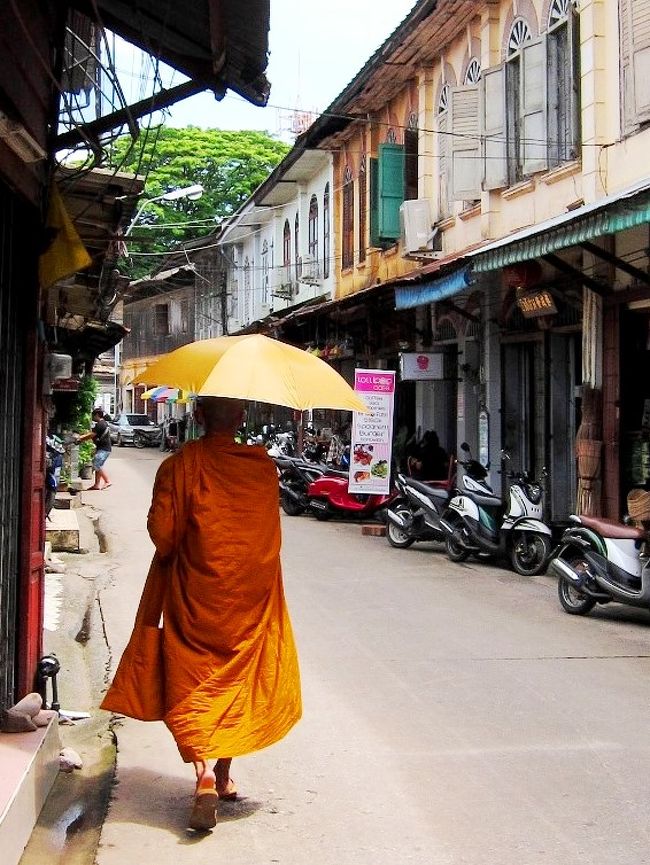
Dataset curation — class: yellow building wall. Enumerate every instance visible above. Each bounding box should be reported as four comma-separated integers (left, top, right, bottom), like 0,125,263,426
331,0,649,301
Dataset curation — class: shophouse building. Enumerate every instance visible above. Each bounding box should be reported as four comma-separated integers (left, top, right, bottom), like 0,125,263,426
231,0,650,526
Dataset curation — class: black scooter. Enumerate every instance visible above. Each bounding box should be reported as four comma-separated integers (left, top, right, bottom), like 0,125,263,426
272,454,330,516
385,472,453,548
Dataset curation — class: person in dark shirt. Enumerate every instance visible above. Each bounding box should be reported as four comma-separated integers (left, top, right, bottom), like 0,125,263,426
77,408,113,490
408,430,449,481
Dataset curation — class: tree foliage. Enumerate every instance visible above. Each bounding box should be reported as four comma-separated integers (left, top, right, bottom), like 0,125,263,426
112,127,289,275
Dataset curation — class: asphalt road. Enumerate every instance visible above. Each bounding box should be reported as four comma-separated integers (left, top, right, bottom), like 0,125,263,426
95,446,650,865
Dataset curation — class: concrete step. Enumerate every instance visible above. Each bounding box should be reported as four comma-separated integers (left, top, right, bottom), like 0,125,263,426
45,508,80,553
53,491,82,510
0,718,60,865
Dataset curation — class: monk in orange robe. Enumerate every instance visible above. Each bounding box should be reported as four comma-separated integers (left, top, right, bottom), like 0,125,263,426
101,397,301,831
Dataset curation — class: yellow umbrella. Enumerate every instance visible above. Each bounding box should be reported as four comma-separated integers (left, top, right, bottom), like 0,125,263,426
135,334,368,412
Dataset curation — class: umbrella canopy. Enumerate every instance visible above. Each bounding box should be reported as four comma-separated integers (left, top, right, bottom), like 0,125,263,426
135,334,368,412
141,385,168,400
154,387,179,403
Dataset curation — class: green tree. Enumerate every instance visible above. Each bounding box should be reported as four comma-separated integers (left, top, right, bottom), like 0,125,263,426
111,128,289,273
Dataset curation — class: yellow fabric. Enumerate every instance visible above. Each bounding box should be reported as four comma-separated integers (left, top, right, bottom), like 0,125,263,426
135,334,368,412
102,435,302,761
39,185,92,289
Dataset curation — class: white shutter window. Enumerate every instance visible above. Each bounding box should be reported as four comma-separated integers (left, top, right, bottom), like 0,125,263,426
437,112,450,218
632,0,650,119
449,85,481,200
481,64,508,190
621,0,637,133
521,36,548,175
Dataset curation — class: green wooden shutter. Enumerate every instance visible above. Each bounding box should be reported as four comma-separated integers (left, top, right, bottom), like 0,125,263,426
378,143,404,240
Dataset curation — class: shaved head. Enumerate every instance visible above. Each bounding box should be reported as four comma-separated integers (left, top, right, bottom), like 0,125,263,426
195,397,245,434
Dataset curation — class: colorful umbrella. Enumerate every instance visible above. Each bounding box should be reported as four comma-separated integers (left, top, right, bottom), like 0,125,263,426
135,334,368,412
154,387,179,403
141,385,168,400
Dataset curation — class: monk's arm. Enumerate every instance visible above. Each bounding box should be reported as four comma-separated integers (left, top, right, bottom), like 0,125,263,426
147,456,180,559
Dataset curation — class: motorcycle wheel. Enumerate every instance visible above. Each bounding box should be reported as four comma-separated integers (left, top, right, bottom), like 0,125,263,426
557,557,597,615
311,503,332,521
386,506,415,548
445,524,470,562
510,531,552,576
133,432,146,449
280,491,305,516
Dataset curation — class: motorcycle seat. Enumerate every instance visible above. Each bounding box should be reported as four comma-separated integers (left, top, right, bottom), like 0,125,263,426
465,492,501,508
405,478,449,501
325,468,349,478
576,515,647,540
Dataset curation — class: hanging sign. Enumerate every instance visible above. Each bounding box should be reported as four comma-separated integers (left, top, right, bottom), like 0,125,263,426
516,288,557,318
348,369,396,494
399,352,444,380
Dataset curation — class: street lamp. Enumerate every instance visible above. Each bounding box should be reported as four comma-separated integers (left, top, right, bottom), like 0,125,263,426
124,183,204,236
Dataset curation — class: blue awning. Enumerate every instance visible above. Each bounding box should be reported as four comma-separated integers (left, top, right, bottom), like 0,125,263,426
394,266,474,310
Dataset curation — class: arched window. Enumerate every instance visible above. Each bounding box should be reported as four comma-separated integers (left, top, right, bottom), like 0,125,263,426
358,157,367,264
464,58,481,85
308,194,318,260
282,219,291,284
437,84,449,115
437,84,451,217
547,0,579,166
261,240,269,305
294,212,301,279
505,18,534,183
323,183,330,279
342,167,354,270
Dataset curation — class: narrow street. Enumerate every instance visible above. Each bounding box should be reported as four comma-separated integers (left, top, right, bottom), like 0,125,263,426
92,447,650,865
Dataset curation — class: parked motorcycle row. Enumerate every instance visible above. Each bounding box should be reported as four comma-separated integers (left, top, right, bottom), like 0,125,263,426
272,437,650,622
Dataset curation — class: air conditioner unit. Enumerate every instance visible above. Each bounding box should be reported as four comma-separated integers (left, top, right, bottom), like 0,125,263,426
400,199,442,259
49,352,73,380
259,303,272,317
299,256,322,286
272,282,296,300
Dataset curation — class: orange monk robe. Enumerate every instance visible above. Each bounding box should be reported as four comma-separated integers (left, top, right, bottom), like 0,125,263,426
105,435,302,762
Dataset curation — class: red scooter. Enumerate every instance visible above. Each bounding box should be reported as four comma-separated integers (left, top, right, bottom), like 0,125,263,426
307,470,396,521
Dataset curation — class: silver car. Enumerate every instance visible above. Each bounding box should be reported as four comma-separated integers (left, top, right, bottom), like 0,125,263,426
108,413,162,448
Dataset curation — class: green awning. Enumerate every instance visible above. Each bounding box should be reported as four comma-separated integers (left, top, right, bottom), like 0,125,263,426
470,182,650,272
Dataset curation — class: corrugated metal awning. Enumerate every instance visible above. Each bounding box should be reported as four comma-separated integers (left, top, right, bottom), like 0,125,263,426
469,178,650,273
395,266,474,310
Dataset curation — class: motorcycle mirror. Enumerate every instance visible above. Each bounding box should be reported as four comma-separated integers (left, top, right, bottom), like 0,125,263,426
460,442,470,452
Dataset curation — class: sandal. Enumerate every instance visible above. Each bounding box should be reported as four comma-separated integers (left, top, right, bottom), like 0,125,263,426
216,778,238,801
189,771,218,831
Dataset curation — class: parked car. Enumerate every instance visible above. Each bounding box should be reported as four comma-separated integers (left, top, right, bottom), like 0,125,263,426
108,413,162,448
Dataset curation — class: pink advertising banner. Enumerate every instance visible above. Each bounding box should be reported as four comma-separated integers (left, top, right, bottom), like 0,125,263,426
348,369,396,494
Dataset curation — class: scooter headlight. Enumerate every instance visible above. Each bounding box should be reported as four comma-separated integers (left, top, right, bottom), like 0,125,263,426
526,483,542,504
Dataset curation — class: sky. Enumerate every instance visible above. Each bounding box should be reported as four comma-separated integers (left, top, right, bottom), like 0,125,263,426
158,0,418,137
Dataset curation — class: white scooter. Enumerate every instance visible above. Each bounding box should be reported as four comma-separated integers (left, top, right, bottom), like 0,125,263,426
439,443,553,576
548,512,650,615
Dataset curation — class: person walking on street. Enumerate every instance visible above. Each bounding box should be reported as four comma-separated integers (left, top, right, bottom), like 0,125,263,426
77,407,112,490
101,396,302,832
